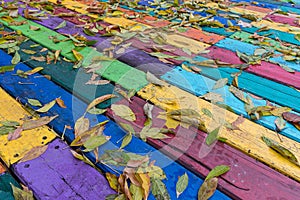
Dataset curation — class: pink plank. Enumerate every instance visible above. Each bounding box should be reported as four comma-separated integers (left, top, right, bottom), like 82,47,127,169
205,46,300,89
265,14,300,28
107,97,300,199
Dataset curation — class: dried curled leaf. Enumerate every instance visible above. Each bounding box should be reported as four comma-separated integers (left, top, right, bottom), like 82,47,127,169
86,94,117,112
262,136,299,166
212,78,228,90
21,115,58,130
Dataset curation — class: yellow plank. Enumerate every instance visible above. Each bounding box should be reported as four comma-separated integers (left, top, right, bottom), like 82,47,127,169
252,20,300,34
229,7,268,18
49,0,210,51
0,87,56,165
138,84,300,181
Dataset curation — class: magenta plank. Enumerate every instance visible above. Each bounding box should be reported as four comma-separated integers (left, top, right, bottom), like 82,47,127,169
107,97,300,200
205,46,300,89
13,139,115,200
265,14,300,28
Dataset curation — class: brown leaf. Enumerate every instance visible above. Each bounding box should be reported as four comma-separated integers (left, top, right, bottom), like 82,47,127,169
54,50,61,64
21,115,58,130
19,145,48,163
231,115,245,130
124,167,141,186
282,112,300,123
136,173,150,199
198,177,218,200
85,79,110,85
31,56,46,62
55,97,66,108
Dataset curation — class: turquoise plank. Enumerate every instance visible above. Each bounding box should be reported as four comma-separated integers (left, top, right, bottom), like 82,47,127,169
216,38,300,72
162,66,300,143
0,172,21,200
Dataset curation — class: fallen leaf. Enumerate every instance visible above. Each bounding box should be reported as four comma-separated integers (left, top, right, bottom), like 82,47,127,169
151,178,170,200
295,34,300,42
198,177,218,200
7,127,23,141
213,78,228,90
86,94,117,112
35,99,56,113
143,103,153,126
262,136,299,166
29,25,40,31
106,173,119,191
21,115,58,130
87,108,107,115
19,145,48,163
201,92,224,103
54,50,61,64
206,126,220,146
275,117,286,131
0,65,15,73
201,108,213,118
282,112,300,123
83,134,110,152
146,71,167,86
28,98,42,107
31,56,46,62
85,79,110,85
229,86,247,103
130,184,144,200
120,133,132,149
11,183,34,200
167,108,201,118
74,117,90,137
21,49,36,55
136,173,151,199
139,126,170,141
55,97,66,108
11,51,20,65
231,115,245,130
72,49,83,61
111,104,136,122
54,20,66,30
24,67,43,76
270,107,292,117
205,165,230,181
176,173,189,198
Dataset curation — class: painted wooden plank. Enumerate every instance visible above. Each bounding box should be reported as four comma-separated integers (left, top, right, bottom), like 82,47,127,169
137,83,300,182
216,37,300,74
206,46,300,90
265,14,300,28
252,20,300,34
229,6,270,18
0,172,21,200
161,66,300,143
0,52,229,200
13,138,115,199
106,96,300,199
0,87,56,165
0,18,148,91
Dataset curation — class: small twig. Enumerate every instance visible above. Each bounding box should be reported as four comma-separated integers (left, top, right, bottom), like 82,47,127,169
18,81,35,85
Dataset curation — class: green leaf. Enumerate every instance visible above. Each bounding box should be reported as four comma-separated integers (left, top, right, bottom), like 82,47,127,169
35,99,56,113
120,133,132,149
54,20,66,30
0,65,15,73
87,108,107,115
0,41,18,49
151,178,170,200
83,135,110,152
21,49,36,55
83,28,96,36
0,126,16,135
213,78,228,90
11,51,20,65
206,126,220,146
139,126,170,141
119,122,135,135
130,183,144,200
205,165,230,181
111,104,136,121
0,120,20,127
261,136,299,166
201,108,213,118
10,183,34,200
28,98,42,107
176,173,189,198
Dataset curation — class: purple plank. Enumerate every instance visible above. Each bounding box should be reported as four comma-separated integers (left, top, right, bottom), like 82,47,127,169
13,139,115,200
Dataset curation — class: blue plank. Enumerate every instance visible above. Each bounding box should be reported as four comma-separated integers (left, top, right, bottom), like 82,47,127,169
0,51,230,200
162,66,300,143
215,38,300,72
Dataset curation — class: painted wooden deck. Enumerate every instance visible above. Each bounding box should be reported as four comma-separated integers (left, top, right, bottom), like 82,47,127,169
0,0,300,199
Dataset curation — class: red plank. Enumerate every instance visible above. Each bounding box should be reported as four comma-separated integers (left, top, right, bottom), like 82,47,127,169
107,97,300,199
205,46,300,89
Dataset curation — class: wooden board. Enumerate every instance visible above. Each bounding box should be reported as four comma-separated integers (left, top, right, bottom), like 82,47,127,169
0,172,21,200
0,87,56,165
13,139,115,199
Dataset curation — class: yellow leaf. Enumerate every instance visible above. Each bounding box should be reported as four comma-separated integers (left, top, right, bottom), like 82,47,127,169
72,49,83,61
